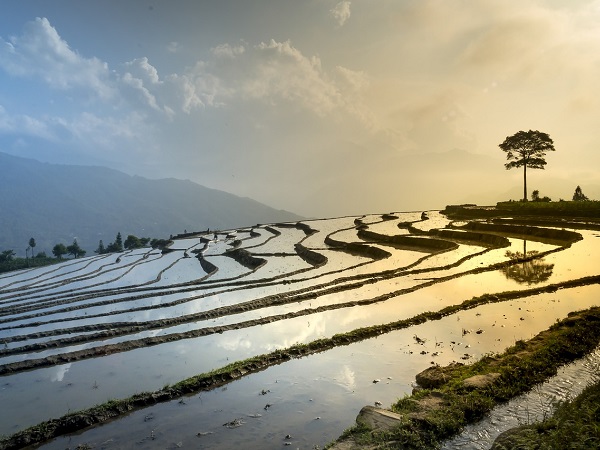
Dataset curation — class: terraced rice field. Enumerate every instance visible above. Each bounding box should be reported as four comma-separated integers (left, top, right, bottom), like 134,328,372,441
1,211,599,449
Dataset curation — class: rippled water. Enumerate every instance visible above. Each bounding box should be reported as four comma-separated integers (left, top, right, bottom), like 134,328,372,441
442,347,600,450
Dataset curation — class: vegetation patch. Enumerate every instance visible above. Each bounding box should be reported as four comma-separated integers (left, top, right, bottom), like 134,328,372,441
443,201,600,220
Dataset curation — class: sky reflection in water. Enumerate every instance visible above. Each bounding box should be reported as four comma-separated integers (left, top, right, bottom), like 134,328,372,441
0,214,598,447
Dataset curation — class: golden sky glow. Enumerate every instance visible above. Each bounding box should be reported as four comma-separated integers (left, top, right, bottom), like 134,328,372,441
1,1,599,216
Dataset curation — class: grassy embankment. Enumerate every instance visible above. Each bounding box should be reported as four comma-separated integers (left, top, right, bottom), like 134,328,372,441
444,199,600,221
496,199,600,217
0,256,59,274
331,306,600,449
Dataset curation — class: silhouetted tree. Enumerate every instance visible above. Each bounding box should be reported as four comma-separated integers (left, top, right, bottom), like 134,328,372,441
531,190,551,202
28,238,36,258
573,185,589,201
150,238,170,249
52,243,68,259
115,232,123,251
0,250,15,262
124,235,142,250
95,240,106,254
67,239,86,259
499,130,555,202
105,232,124,253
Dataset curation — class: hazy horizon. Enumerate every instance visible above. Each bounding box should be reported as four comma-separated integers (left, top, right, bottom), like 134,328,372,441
1,1,599,217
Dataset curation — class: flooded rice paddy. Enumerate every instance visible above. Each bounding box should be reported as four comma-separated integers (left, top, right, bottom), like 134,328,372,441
1,211,599,448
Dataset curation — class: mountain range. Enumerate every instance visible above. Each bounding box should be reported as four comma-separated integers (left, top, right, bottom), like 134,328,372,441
0,152,303,256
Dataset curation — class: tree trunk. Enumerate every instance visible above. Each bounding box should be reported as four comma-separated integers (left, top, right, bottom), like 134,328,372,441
523,164,527,201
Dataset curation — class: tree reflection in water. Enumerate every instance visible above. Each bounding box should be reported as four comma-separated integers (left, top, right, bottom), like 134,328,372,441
501,240,554,285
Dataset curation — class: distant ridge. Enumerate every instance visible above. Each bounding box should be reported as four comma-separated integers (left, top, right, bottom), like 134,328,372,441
0,152,304,255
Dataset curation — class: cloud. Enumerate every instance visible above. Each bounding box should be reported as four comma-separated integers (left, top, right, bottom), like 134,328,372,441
0,17,377,144
0,105,54,139
166,41,179,53
168,38,378,128
335,65,368,92
120,57,176,117
211,43,245,58
0,18,161,164
331,1,351,27
62,111,147,147
167,69,227,112
124,57,160,85
121,72,161,111
245,39,340,115
457,8,562,78
0,17,114,100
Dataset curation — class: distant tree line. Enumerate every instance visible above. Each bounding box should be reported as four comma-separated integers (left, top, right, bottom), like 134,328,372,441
526,185,592,203
94,232,170,254
0,231,172,274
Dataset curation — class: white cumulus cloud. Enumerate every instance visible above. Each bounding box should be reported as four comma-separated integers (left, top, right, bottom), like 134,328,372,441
0,17,114,100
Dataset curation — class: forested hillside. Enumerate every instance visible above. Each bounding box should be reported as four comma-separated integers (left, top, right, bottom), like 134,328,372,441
0,152,303,255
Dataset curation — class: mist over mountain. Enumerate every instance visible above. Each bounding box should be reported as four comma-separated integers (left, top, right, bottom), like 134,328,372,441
0,152,303,256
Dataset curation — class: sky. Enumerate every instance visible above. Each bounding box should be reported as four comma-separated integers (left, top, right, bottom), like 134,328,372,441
1,0,600,218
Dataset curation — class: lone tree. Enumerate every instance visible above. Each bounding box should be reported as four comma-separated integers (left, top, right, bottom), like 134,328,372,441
499,130,555,201
95,240,106,254
28,238,36,258
573,185,589,201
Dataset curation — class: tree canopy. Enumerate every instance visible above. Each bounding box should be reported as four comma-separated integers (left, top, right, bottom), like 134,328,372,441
573,185,589,201
52,243,68,259
67,240,86,259
28,238,36,257
499,130,555,201
105,232,124,253
0,250,16,262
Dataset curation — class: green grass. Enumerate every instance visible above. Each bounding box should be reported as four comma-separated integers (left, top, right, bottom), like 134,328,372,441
0,256,61,274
